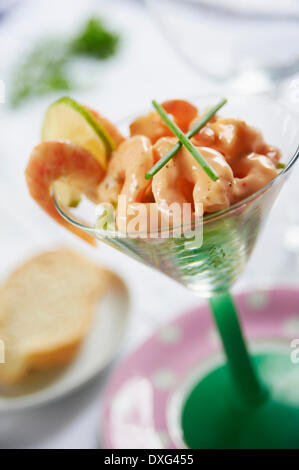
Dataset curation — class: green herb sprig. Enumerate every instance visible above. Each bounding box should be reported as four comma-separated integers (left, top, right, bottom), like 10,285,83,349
276,162,286,170
10,17,120,107
150,100,219,182
70,18,119,59
145,98,227,180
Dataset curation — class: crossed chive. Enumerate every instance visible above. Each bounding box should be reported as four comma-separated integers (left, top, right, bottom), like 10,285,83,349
145,98,227,182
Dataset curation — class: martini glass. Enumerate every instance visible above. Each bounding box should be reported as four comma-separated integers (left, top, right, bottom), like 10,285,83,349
54,95,299,448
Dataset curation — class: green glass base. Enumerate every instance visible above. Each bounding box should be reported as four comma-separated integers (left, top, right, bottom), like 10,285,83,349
182,352,299,449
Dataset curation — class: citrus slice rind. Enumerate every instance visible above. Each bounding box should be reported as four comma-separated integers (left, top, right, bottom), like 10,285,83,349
41,96,116,170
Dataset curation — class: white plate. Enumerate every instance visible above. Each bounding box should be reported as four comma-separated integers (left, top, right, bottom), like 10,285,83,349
0,276,130,412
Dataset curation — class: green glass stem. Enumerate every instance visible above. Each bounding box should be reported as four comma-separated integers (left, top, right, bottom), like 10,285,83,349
209,291,268,408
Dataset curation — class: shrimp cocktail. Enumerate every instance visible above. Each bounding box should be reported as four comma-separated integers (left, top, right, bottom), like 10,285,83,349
26,95,299,448
26,96,280,294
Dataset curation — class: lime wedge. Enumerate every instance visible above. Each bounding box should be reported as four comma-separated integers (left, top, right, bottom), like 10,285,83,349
41,96,115,169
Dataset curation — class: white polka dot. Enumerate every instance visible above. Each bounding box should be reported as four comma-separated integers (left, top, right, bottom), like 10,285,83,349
152,368,176,389
158,325,182,344
157,430,171,448
246,292,270,310
283,315,299,336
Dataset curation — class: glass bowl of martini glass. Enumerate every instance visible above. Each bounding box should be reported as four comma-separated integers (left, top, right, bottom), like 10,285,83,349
53,95,299,448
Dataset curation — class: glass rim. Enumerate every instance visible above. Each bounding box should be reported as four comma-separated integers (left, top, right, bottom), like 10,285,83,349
146,0,299,22
53,94,299,238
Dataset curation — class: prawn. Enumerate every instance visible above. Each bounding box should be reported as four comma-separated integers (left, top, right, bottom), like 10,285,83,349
25,141,105,245
232,153,279,204
130,99,198,144
152,137,234,215
97,135,154,205
190,118,280,167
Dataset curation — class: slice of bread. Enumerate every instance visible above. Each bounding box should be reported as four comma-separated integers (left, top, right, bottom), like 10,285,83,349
0,249,112,384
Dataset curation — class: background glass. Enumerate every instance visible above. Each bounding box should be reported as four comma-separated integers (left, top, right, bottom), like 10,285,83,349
146,0,299,92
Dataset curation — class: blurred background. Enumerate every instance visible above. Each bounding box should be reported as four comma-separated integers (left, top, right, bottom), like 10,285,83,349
0,0,299,449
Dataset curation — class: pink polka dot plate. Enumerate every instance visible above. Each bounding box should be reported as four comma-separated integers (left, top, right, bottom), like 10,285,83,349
101,288,299,449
